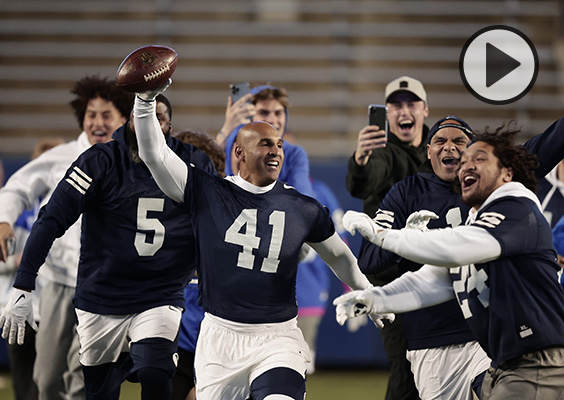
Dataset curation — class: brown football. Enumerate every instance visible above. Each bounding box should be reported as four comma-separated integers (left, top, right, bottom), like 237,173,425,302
116,45,178,93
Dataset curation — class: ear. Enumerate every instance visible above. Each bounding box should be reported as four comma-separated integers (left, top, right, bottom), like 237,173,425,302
503,167,514,182
234,145,244,161
426,144,431,160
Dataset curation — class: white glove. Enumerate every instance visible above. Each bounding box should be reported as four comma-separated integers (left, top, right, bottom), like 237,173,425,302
346,313,368,332
368,312,396,329
342,210,387,246
405,210,439,231
0,288,38,345
333,288,377,326
334,288,396,329
136,78,172,102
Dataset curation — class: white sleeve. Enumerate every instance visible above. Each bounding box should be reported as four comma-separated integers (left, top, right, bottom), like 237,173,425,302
134,97,187,203
0,157,53,226
382,225,501,267
370,264,455,314
308,232,372,290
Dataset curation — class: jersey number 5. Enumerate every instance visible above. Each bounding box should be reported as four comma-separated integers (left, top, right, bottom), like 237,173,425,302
225,209,285,273
135,198,165,256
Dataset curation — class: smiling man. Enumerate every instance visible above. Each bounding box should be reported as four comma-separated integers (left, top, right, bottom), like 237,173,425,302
0,75,133,400
345,75,430,400
131,82,375,400
344,114,564,399
346,76,430,218
338,128,564,400
352,116,490,400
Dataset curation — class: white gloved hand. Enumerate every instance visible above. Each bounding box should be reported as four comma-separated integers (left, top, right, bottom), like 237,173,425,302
405,210,439,231
136,78,172,102
0,288,38,345
346,313,368,332
368,312,396,329
342,210,387,246
333,288,377,326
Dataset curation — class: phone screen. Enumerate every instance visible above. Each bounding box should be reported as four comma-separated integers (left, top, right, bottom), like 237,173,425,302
368,104,388,137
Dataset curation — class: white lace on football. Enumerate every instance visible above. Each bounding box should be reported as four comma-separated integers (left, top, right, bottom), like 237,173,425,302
144,64,170,82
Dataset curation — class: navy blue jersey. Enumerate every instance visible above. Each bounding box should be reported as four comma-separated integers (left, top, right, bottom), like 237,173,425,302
449,194,564,367
183,169,335,324
359,172,475,350
15,125,217,314
357,121,564,351
537,175,564,227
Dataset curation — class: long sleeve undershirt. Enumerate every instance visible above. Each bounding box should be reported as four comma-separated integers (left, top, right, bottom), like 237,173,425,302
134,97,371,292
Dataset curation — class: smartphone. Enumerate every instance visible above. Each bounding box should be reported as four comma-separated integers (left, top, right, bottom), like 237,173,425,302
368,104,388,137
230,82,251,104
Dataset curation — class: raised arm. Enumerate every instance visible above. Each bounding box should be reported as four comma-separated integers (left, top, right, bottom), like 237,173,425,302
522,116,564,178
133,91,187,203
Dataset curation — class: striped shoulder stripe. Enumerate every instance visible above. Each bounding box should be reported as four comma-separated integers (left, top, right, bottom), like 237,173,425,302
474,212,505,228
374,209,394,229
65,166,93,195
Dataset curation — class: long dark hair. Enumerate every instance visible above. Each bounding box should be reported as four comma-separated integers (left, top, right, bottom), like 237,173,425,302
470,126,539,192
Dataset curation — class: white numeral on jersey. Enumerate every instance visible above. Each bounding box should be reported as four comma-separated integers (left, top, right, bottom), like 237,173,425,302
225,209,260,270
225,209,285,273
135,198,165,256
452,264,490,319
261,211,285,273
445,207,462,228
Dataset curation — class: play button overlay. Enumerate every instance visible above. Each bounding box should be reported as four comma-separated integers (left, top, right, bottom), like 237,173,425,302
460,25,538,105
486,43,521,87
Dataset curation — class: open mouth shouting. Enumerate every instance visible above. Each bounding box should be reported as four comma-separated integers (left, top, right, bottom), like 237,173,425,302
442,157,458,167
461,174,478,190
398,120,414,133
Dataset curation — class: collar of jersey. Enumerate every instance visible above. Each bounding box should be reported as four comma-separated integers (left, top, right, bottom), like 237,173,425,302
227,174,277,194
466,181,541,224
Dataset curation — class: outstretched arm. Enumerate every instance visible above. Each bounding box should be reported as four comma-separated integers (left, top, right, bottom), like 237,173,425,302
343,210,501,267
309,232,395,328
308,232,372,291
333,264,454,326
381,225,501,267
134,92,187,203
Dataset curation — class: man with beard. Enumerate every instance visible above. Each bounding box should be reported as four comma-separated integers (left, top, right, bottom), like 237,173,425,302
337,129,564,399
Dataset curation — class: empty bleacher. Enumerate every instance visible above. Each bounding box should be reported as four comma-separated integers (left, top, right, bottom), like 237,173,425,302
0,0,562,158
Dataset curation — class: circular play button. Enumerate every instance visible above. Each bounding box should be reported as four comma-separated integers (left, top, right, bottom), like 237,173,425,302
459,25,539,105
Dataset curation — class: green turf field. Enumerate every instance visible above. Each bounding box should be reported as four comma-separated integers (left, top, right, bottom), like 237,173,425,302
0,369,390,399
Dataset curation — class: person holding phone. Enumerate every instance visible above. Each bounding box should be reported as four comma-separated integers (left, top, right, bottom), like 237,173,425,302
337,126,564,400
216,84,314,197
345,76,430,400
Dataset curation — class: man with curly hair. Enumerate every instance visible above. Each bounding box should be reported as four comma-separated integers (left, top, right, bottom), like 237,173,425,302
0,75,133,400
337,129,564,399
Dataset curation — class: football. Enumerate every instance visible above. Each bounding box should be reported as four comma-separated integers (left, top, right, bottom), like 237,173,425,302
116,45,178,93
